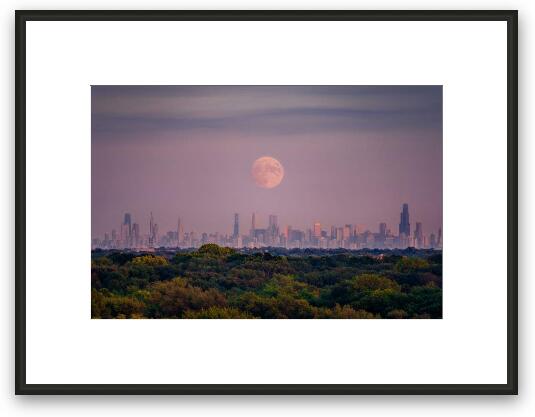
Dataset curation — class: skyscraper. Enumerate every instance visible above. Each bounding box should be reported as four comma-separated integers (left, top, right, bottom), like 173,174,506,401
414,222,423,248
149,212,155,246
313,222,321,238
379,222,387,236
132,223,140,247
250,212,256,238
269,214,278,229
285,225,292,240
120,223,129,246
153,223,159,246
429,233,437,248
177,217,183,245
233,213,240,238
123,213,132,234
267,214,279,244
122,212,132,247
399,203,410,236
342,225,351,241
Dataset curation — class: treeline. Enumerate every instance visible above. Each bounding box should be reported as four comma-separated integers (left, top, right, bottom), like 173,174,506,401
91,244,442,319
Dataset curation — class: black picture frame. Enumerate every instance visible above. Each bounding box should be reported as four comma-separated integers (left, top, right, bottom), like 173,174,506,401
15,10,518,395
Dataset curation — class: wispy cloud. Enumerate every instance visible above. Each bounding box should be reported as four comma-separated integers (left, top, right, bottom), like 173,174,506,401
92,85,442,139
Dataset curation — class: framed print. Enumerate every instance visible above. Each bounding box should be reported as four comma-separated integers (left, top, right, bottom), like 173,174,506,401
15,10,517,394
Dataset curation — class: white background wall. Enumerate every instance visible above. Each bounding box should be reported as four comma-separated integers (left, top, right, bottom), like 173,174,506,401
0,0,532,416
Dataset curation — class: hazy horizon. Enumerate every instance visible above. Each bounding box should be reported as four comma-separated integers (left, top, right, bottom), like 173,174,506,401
92,85,442,238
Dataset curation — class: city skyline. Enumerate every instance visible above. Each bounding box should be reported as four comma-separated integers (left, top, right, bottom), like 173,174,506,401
92,86,442,239
92,203,442,251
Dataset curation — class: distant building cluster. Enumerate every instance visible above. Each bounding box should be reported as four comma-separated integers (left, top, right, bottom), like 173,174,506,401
92,204,442,251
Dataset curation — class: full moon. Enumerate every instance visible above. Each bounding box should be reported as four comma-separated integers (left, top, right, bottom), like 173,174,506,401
251,156,285,189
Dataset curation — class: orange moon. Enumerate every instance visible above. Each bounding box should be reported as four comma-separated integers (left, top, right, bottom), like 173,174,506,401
251,156,284,189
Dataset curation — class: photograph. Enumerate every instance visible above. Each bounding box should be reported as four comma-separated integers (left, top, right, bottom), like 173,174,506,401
91,85,443,319
15,9,516,396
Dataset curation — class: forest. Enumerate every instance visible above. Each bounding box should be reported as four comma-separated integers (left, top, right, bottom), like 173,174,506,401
91,244,442,319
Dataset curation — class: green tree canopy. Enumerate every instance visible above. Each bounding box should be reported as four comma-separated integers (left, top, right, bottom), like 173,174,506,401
131,255,169,266
196,243,236,257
